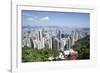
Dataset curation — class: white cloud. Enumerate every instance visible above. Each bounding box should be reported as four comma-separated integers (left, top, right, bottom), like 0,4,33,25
41,16,49,21
27,17,35,21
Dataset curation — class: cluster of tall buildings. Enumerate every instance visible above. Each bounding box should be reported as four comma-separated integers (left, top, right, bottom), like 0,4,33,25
22,27,89,51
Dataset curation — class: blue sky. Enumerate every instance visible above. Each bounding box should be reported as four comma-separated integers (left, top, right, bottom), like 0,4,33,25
22,10,90,28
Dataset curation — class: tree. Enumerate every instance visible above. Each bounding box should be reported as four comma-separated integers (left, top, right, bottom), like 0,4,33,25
72,35,90,59
22,47,59,62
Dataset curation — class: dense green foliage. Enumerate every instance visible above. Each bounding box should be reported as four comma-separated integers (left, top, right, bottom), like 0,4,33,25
22,47,59,62
72,35,90,59
22,35,90,62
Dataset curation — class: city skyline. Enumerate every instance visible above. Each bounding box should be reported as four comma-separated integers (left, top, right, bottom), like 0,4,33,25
22,10,90,28
22,10,90,62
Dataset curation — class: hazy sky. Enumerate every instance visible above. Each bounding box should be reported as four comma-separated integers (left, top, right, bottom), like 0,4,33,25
22,10,90,28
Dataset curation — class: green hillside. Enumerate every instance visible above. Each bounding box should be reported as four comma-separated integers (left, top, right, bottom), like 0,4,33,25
72,35,90,59
22,47,59,62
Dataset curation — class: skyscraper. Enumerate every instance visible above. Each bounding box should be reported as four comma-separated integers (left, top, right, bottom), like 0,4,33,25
71,30,80,46
37,29,43,41
52,37,59,49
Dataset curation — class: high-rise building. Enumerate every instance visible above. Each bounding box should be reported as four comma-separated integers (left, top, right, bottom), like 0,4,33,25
26,38,32,48
22,38,27,47
52,37,59,49
44,37,52,49
57,30,61,40
67,37,71,49
38,29,43,41
71,30,80,46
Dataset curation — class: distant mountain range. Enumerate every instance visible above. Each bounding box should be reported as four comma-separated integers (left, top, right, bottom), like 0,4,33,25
22,25,90,34
22,25,90,29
